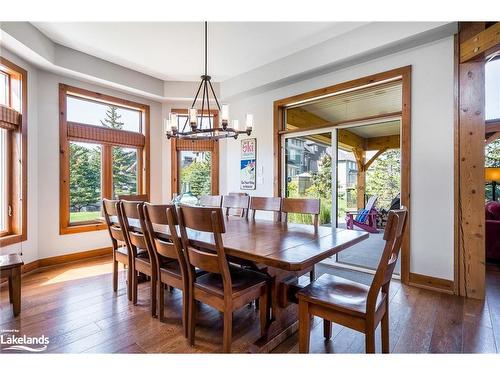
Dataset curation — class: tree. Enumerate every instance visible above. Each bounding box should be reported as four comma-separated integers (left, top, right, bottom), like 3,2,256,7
100,105,137,197
366,149,401,209
180,152,212,197
69,143,101,212
485,139,500,200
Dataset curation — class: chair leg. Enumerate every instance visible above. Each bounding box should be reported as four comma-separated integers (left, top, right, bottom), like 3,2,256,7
259,290,268,337
11,268,21,317
151,276,157,318
222,311,233,353
182,289,189,338
158,281,165,322
132,271,138,305
309,266,315,282
323,319,332,340
112,260,118,292
127,262,133,301
187,287,196,346
365,328,375,353
381,309,390,353
298,299,310,353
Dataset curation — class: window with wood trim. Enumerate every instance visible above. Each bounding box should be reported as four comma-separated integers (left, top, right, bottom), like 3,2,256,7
59,84,150,234
0,57,27,247
170,110,219,198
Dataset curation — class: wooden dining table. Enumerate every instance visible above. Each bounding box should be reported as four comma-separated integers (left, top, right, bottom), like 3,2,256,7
125,214,368,352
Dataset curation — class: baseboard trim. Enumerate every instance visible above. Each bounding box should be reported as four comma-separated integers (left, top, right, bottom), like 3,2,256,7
21,247,112,274
408,272,454,294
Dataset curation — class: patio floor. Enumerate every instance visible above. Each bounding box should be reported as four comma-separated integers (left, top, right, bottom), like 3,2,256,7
321,223,401,274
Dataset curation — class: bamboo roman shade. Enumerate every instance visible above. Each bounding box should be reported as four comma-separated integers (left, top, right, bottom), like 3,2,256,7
175,138,217,151
0,105,21,131
67,121,145,148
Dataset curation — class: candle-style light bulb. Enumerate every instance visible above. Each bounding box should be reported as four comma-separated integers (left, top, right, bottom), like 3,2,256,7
188,108,198,129
221,104,229,128
232,119,239,131
245,114,254,134
169,113,178,131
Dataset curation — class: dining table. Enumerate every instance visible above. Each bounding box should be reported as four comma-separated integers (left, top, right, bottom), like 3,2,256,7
125,214,369,353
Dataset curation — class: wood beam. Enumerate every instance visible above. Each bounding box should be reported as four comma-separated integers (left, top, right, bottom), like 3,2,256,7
457,22,486,299
364,147,388,170
286,107,331,129
486,131,500,146
338,129,365,150
486,119,500,135
353,148,366,209
365,134,400,150
460,22,500,63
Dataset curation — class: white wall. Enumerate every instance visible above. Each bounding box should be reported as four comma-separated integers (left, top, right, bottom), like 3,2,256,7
221,37,455,280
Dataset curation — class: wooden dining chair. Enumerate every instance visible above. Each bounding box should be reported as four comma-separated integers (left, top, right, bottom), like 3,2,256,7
281,198,321,280
296,207,408,354
118,194,149,202
177,205,270,353
222,194,250,218
142,203,191,335
119,200,156,316
102,199,132,301
249,196,282,221
199,195,223,207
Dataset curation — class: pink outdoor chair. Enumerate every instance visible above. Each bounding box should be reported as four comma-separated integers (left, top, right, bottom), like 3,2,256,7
345,195,379,234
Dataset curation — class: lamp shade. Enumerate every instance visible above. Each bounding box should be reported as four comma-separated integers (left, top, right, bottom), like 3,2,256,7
485,167,500,182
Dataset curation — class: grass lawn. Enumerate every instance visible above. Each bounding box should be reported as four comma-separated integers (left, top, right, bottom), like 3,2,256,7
70,211,101,222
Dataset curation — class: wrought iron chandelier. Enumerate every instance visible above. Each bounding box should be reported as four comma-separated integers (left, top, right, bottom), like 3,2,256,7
164,22,253,141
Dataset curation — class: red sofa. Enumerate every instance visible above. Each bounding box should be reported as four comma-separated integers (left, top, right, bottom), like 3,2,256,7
486,201,500,262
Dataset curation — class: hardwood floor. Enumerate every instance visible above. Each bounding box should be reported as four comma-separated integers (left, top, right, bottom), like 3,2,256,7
1,256,500,353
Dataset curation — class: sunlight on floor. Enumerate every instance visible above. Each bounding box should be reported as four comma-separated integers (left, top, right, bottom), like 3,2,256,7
40,260,120,286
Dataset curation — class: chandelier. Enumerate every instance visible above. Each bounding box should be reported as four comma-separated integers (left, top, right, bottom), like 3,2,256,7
164,22,253,141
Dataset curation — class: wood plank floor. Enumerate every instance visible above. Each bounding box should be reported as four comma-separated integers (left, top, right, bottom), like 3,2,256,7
1,256,500,354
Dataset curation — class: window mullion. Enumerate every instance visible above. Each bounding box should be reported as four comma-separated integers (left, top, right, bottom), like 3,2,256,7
102,144,113,199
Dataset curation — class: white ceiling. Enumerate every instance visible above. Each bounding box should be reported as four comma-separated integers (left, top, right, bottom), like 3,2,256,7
31,22,365,82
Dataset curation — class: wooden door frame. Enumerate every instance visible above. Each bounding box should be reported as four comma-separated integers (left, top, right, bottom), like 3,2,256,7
273,66,411,284
170,109,220,197
455,22,500,299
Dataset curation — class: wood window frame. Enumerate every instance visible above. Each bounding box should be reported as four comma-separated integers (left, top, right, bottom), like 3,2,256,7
0,57,28,247
273,66,411,284
170,109,219,197
59,84,150,235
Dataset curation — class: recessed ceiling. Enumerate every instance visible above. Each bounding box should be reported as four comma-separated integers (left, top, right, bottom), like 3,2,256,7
32,22,366,82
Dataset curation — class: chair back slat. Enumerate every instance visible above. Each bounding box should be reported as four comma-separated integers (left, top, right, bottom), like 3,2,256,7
199,195,223,207
367,207,408,311
178,205,231,282
281,198,320,227
118,194,149,202
103,199,122,242
142,204,185,268
119,201,148,254
222,194,250,217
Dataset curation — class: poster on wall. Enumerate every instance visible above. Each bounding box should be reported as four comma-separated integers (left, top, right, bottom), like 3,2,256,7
240,138,256,190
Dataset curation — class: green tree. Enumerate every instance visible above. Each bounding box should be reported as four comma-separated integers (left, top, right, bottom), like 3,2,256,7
69,143,101,212
180,153,212,197
485,139,500,200
99,105,137,197
366,149,401,208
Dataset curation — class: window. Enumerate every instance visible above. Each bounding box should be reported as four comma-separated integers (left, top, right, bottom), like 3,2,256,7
0,57,27,247
59,84,150,234
486,58,500,121
170,110,219,198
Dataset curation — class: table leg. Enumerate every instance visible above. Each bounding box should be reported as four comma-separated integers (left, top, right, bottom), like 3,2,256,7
8,275,13,303
11,267,21,316
249,268,301,353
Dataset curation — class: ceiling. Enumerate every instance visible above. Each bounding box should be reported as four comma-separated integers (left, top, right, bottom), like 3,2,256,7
347,120,401,138
32,22,364,82
299,80,403,124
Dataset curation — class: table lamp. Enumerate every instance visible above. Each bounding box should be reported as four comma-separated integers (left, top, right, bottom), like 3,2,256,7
485,167,500,201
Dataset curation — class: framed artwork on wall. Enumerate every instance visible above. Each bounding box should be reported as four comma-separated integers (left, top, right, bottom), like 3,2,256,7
240,138,256,190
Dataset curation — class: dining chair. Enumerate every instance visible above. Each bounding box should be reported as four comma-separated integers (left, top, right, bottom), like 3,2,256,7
102,199,132,301
118,194,149,202
296,207,408,354
199,195,223,207
177,205,270,353
222,194,250,217
119,200,156,316
142,203,191,335
281,197,321,280
249,196,282,221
